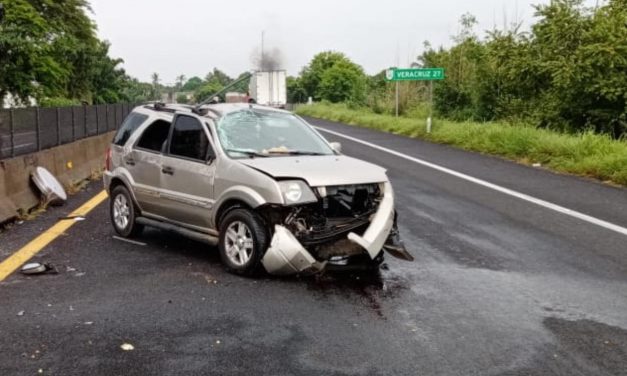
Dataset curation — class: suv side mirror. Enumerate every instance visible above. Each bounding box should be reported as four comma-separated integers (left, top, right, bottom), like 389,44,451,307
206,147,216,163
330,142,342,153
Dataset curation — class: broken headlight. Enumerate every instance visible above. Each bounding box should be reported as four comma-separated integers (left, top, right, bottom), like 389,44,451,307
278,180,317,205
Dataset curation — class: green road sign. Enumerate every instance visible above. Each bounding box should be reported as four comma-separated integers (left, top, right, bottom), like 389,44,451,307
386,68,445,81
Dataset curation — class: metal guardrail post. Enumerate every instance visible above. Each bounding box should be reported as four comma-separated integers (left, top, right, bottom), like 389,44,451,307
95,105,99,135
9,109,15,158
56,107,61,146
36,107,41,151
71,107,76,142
105,104,109,132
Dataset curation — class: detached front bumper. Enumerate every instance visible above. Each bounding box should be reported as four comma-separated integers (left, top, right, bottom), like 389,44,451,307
262,182,411,275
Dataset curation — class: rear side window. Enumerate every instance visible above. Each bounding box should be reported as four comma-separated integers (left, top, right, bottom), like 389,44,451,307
112,112,148,146
135,120,171,152
169,115,211,161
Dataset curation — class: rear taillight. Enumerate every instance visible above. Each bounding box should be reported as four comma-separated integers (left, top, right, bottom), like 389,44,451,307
105,147,112,171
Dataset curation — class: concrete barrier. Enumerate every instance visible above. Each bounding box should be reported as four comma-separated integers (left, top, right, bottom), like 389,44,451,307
0,131,114,224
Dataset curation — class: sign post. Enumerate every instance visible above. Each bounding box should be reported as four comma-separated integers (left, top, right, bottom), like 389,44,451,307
386,67,444,132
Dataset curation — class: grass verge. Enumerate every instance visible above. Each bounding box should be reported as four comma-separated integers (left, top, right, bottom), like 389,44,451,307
296,103,627,187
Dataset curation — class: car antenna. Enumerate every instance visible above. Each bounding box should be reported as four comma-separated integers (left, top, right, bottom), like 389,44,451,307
193,71,253,115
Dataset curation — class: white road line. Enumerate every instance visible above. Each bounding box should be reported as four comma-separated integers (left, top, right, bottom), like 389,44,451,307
316,126,627,237
112,236,147,246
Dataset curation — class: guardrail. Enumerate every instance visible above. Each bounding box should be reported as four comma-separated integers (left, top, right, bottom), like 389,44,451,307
0,103,135,160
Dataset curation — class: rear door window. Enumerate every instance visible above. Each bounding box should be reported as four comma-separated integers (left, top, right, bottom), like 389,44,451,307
112,112,148,146
135,120,171,152
168,115,211,161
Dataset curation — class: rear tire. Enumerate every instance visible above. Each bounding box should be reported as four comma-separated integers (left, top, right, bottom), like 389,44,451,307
110,185,143,238
218,209,268,276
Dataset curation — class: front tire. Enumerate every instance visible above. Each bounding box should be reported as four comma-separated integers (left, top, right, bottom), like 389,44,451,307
218,209,268,275
110,185,143,238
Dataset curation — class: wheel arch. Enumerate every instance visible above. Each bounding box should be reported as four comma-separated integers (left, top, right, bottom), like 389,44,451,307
214,199,252,229
211,186,268,228
108,176,141,213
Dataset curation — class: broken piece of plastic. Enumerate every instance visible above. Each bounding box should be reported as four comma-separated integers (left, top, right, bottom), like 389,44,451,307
31,167,67,205
20,262,58,275
120,343,134,351
21,263,47,275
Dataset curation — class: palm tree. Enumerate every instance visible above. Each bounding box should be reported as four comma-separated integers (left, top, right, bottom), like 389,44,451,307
175,74,186,91
150,73,161,100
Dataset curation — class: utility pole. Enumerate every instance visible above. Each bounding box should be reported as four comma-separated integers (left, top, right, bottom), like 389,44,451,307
395,82,399,117
395,41,400,117
261,30,265,70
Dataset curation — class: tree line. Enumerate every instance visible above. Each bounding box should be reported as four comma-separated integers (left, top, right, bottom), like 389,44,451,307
0,0,127,106
2,0,624,137
288,0,626,137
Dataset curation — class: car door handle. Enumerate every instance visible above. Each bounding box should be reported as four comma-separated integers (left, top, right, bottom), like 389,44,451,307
161,166,174,175
124,158,135,166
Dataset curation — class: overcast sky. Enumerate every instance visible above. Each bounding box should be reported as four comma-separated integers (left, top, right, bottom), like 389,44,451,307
89,0,601,84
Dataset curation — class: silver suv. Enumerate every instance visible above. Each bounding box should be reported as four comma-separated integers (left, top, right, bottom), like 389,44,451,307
104,103,412,275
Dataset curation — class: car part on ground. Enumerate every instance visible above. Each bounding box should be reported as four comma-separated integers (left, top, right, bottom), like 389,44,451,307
262,225,326,275
20,262,57,275
31,167,67,205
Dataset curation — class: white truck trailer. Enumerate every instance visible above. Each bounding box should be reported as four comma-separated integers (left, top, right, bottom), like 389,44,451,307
249,70,287,108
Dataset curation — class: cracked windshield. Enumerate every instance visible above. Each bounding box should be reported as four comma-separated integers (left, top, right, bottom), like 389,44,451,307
217,110,334,158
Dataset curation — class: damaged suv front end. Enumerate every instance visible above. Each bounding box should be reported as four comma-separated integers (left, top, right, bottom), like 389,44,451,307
215,108,413,275
260,181,406,275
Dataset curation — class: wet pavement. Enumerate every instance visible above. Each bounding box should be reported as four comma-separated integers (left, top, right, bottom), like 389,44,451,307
1,119,626,375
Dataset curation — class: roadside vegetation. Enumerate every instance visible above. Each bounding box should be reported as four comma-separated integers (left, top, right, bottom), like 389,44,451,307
297,102,627,186
288,0,626,186
289,1,626,138
0,1,251,106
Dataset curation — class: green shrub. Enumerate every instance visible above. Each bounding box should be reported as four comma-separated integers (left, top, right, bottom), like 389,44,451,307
39,97,82,107
297,103,627,186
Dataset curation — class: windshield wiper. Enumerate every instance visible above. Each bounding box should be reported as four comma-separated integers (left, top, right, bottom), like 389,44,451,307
267,150,327,156
225,149,269,158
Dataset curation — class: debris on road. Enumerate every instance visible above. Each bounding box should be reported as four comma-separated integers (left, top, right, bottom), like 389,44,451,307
58,215,85,221
84,321,93,325
120,343,135,351
112,236,147,246
20,262,58,275
21,263,46,275
31,167,67,206
17,310,24,316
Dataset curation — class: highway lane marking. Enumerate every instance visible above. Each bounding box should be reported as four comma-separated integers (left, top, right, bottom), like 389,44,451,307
112,236,146,246
0,190,108,282
316,127,627,237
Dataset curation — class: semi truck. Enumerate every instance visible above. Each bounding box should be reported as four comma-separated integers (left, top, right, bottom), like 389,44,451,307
249,70,287,108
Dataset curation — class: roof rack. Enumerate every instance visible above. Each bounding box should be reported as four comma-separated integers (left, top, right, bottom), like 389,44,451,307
144,102,177,113
192,106,222,117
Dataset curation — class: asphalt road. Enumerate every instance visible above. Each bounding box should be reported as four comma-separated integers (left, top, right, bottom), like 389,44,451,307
1,118,626,375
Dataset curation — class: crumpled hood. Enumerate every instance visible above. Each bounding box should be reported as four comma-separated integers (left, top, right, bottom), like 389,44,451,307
238,155,388,186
